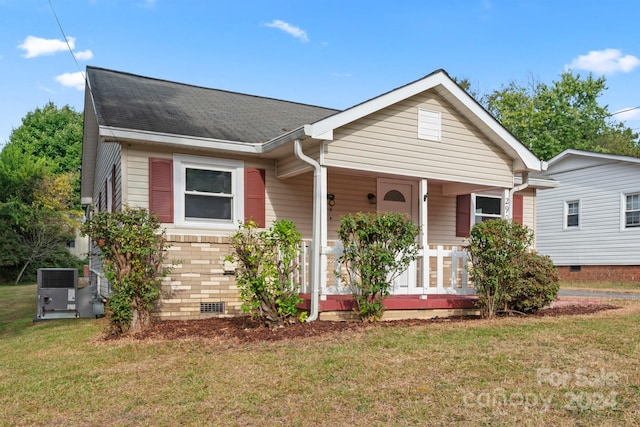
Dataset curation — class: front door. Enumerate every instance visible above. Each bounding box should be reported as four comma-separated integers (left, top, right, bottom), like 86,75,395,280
377,179,418,294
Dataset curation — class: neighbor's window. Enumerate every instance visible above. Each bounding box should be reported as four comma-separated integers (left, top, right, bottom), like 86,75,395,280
174,155,243,228
566,200,579,228
625,193,640,228
474,196,501,224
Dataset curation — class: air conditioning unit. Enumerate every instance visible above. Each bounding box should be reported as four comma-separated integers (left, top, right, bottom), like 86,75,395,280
36,268,80,320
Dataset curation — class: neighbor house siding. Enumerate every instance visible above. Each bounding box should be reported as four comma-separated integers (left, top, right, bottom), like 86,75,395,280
537,161,640,265
324,91,514,188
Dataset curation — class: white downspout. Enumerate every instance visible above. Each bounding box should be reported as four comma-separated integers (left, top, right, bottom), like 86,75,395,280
294,139,322,321
509,172,529,218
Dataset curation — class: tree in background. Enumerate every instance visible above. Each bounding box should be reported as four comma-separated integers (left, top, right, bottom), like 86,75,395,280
5,102,83,206
0,103,84,284
483,71,639,160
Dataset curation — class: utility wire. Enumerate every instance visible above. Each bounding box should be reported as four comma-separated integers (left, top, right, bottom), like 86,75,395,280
609,105,640,117
48,0,84,76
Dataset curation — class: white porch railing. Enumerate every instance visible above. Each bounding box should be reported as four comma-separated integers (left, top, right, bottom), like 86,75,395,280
296,241,474,296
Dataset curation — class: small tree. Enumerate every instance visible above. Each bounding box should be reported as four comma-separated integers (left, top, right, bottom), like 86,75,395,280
467,219,532,318
81,207,171,334
337,212,419,322
226,219,302,327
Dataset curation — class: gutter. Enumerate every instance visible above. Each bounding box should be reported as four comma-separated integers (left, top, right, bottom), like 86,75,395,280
510,172,529,216
293,138,321,322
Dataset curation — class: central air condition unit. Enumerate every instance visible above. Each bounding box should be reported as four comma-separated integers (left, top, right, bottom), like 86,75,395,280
36,268,79,320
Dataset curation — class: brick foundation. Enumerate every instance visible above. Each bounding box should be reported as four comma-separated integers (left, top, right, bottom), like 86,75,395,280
557,265,640,283
157,235,241,320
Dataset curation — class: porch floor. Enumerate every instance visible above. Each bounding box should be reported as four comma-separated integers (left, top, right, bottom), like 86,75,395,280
298,293,478,312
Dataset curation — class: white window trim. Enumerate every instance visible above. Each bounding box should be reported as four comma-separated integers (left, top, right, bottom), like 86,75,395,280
563,199,581,230
417,108,441,141
173,154,244,230
621,192,640,231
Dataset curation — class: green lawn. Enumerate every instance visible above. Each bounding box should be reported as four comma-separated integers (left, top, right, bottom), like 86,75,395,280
1,285,639,426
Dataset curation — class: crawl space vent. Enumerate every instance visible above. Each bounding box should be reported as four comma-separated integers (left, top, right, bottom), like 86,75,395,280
200,302,225,313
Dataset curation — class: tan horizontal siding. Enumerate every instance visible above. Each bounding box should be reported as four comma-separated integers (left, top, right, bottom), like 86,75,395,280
427,183,465,246
325,90,513,187
326,174,377,239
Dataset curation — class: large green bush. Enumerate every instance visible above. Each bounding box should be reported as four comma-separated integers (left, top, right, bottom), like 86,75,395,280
81,207,171,334
467,219,559,317
337,212,419,322
226,219,303,326
467,219,532,318
510,251,559,314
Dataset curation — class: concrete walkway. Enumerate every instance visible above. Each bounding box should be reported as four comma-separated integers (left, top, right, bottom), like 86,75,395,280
559,289,640,300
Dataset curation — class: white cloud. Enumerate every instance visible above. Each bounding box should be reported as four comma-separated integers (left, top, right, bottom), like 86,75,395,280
55,71,86,90
74,49,94,60
264,20,309,42
567,48,640,75
18,35,75,58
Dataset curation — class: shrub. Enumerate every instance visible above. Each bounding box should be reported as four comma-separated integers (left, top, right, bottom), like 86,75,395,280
467,219,532,318
227,219,302,326
336,212,419,322
81,207,171,334
509,251,559,313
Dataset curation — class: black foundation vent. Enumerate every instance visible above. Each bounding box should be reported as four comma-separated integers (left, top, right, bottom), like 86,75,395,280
200,302,225,313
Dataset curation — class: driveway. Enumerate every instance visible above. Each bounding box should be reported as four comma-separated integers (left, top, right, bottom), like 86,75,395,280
559,289,640,300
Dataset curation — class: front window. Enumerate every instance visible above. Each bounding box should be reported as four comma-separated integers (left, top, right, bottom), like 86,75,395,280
474,196,501,224
625,193,640,228
185,168,232,220
174,155,243,228
566,200,579,228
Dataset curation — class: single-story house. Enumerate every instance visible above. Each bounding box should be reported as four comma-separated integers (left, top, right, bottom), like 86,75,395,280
81,66,551,321
537,149,640,283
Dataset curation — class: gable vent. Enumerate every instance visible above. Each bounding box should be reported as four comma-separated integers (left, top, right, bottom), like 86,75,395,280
200,302,225,314
418,108,441,141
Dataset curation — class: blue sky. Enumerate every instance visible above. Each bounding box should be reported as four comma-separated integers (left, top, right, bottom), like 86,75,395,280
1,0,640,146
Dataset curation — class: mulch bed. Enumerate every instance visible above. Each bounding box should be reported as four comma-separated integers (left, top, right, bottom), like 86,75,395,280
118,303,620,343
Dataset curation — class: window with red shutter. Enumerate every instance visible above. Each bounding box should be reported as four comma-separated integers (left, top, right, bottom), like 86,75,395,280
456,194,471,237
149,158,174,222
244,168,266,227
512,194,524,224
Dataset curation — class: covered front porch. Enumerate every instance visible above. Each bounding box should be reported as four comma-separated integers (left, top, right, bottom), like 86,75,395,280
278,141,532,320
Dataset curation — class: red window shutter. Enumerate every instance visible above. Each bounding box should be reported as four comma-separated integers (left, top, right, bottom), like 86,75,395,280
456,194,471,237
244,168,266,228
149,158,173,223
513,194,524,224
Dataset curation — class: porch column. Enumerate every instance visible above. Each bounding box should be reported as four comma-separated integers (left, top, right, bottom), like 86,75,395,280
419,178,428,298
319,166,328,300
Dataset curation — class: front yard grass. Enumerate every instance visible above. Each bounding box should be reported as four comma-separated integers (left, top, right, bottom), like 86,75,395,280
560,281,640,292
1,285,639,426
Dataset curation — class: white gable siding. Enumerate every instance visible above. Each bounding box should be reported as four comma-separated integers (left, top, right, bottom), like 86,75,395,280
324,91,514,188
537,161,640,265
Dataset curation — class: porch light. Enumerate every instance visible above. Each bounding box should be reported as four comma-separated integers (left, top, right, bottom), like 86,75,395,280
327,194,336,206
367,193,377,205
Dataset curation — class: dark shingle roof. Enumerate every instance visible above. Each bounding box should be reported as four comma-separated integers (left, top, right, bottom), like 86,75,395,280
87,67,339,144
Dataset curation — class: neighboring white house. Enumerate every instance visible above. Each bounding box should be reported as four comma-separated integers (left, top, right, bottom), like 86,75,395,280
537,149,640,282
